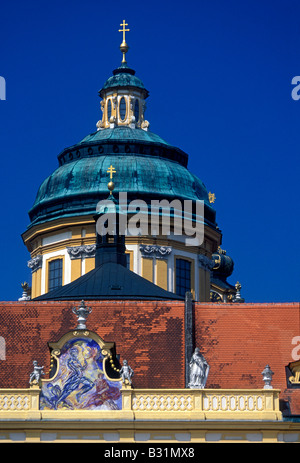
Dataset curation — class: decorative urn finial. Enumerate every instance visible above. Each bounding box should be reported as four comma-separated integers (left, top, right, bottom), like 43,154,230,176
262,364,274,389
72,300,92,330
18,282,31,301
233,281,244,302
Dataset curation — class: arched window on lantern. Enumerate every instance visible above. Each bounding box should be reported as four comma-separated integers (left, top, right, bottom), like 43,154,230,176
134,99,139,123
119,97,126,121
107,99,112,121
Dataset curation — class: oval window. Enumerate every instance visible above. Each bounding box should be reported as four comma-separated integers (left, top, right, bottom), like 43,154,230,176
134,99,139,122
119,97,126,121
107,99,112,121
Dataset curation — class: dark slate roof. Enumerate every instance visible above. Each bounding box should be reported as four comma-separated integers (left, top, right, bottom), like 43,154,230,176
34,261,184,301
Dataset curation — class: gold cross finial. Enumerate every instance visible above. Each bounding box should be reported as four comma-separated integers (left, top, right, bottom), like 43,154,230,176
118,20,130,63
107,165,116,179
119,19,130,42
107,165,116,195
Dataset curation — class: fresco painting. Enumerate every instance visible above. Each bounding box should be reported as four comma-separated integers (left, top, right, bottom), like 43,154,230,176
40,337,122,410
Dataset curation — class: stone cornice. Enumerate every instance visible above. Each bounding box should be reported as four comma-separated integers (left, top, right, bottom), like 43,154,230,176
67,244,96,260
139,245,172,260
27,255,43,274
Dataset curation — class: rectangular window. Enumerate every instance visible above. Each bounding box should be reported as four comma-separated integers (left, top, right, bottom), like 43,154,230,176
48,258,63,291
176,258,191,297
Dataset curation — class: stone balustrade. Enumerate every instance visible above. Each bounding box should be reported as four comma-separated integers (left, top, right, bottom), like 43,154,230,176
129,388,281,420
0,386,281,421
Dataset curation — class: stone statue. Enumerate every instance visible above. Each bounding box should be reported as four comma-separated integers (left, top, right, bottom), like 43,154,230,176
29,360,44,385
119,360,134,385
188,348,209,389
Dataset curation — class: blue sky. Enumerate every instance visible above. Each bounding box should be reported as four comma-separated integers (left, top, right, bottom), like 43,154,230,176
0,0,299,302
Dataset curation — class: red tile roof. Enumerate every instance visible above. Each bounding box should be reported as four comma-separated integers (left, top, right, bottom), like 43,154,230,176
0,300,299,415
0,300,185,390
194,302,300,414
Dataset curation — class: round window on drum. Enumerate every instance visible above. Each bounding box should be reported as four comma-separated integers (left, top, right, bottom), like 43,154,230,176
119,97,126,121
107,99,112,121
134,99,139,122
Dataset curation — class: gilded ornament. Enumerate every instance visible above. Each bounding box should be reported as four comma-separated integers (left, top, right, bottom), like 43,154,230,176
107,165,116,195
108,181,115,193
208,192,216,203
118,20,130,64
107,165,116,179
289,371,300,384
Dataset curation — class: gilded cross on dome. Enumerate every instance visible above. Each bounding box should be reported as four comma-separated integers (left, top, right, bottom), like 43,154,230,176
107,165,116,179
107,165,116,195
119,20,130,63
119,19,130,42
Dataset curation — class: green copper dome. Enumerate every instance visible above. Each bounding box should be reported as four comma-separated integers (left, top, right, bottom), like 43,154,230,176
28,127,216,228
26,57,217,231
99,64,149,98
80,127,168,145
